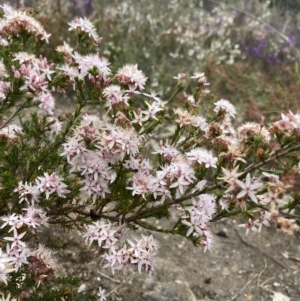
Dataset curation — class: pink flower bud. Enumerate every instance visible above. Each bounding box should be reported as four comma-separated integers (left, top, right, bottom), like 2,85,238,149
14,70,21,79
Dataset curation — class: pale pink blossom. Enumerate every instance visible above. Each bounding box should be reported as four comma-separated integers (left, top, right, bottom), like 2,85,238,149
0,60,7,77
0,4,51,42
131,108,147,126
58,64,81,87
0,124,22,140
61,138,88,164
0,81,10,100
193,116,208,131
34,92,55,115
191,180,207,193
21,72,48,93
218,194,233,211
97,286,106,301
236,173,263,203
103,85,129,110
1,213,23,232
22,206,49,229
182,215,203,237
185,94,196,105
4,229,26,249
274,112,294,131
80,175,110,202
169,176,191,195
102,234,158,274
0,249,14,284
202,228,213,252
238,122,271,143
12,52,35,64
174,108,196,127
173,73,185,83
142,91,161,102
153,140,180,162
116,64,147,91
142,100,166,120
80,114,104,129
34,244,56,271
239,218,258,235
35,172,70,199
151,184,171,203
102,247,125,274
84,227,158,274
7,243,31,272
157,160,196,187
123,156,151,173
46,117,62,134
274,111,300,131
181,194,215,244
214,99,236,118
191,72,209,86
219,166,243,185
32,56,55,81
0,36,8,46
126,172,155,198
56,42,73,56
73,114,104,142
99,124,140,158
82,221,124,248
68,17,102,44
254,210,271,232
80,152,115,182
14,181,40,204
186,148,217,168
72,52,110,81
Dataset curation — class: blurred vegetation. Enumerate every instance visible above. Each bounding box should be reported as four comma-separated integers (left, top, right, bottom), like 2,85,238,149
2,0,300,123
263,0,300,13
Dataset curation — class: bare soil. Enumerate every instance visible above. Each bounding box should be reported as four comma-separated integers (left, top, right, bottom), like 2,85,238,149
53,218,300,301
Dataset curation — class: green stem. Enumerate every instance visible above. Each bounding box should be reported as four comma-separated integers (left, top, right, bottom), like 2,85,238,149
0,98,29,130
167,86,185,104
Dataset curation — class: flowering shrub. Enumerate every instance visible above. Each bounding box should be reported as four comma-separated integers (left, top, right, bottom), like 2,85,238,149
0,4,300,300
4,0,244,95
7,0,300,95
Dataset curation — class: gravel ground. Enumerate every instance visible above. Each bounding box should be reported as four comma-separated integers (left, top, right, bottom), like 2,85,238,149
51,217,300,301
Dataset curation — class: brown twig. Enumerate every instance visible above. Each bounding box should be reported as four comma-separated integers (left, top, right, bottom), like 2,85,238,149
98,271,121,284
229,273,258,301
